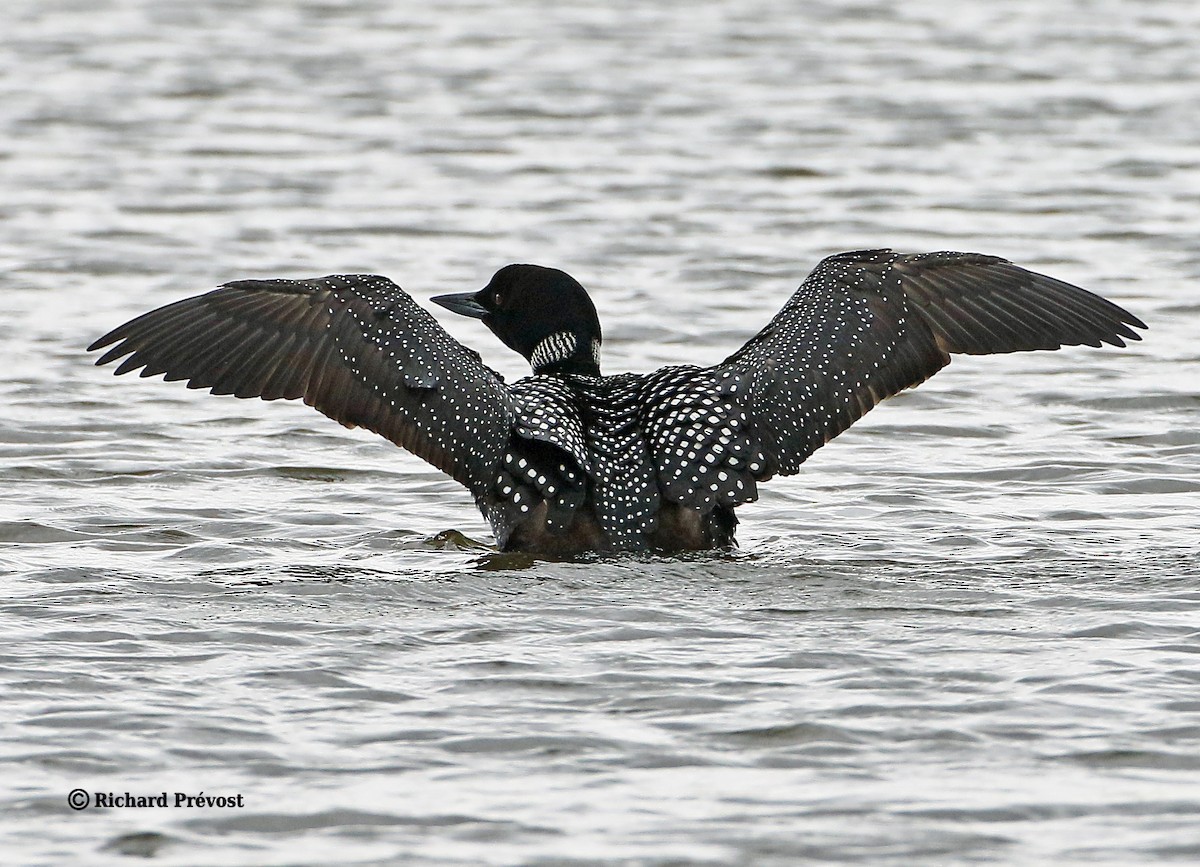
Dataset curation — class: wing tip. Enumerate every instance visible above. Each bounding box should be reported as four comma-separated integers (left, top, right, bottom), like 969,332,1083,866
87,330,125,354
92,341,135,368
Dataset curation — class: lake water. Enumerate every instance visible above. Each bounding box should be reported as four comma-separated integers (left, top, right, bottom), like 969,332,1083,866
2,0,1199,864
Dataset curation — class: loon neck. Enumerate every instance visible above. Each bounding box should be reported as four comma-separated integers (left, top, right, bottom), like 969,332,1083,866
529,331,601,376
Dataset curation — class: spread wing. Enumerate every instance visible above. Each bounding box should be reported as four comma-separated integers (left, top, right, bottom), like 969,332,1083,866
89,274,516,499
716,249,1146,478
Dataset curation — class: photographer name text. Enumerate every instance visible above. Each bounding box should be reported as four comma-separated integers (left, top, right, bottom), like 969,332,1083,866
68,789,244,810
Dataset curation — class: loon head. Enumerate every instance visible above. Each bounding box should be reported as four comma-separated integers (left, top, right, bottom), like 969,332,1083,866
432,264,603,376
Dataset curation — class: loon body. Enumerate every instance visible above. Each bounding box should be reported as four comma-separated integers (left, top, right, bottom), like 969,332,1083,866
89,250,1144,556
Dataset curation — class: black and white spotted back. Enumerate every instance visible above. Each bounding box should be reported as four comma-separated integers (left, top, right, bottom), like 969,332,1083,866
479,367,768,551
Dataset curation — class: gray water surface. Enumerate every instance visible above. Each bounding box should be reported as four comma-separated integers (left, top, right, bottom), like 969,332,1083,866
3,0,1199,864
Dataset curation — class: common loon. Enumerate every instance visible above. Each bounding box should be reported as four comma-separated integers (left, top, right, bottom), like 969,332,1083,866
89,249,1145,556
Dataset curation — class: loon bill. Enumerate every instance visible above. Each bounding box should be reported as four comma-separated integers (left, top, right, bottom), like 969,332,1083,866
89,249,1145,556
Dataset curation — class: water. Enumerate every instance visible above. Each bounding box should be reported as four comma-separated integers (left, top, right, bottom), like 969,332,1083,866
3,0,1199,863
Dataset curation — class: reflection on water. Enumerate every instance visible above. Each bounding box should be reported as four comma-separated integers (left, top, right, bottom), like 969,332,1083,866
2,0,1199,864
